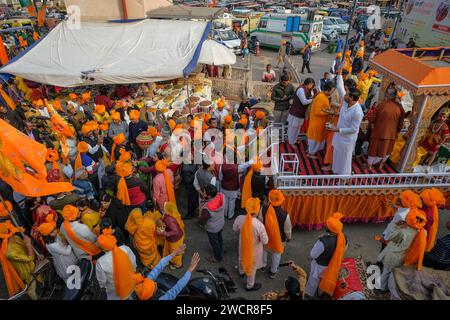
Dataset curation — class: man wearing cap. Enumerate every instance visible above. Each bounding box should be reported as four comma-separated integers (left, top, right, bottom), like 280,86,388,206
301,42,313,74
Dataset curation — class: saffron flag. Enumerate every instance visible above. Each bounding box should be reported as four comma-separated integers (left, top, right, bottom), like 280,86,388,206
37,5,47,27
0,119,74,196
0,88,15,110
0,35,9,65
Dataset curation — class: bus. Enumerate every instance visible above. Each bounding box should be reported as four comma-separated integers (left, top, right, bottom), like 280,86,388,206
251,13,323,52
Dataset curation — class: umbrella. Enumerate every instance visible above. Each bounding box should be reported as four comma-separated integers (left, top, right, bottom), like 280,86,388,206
198,39,236,66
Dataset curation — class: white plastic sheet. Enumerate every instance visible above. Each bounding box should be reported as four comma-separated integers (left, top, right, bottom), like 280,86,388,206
1,19,210,87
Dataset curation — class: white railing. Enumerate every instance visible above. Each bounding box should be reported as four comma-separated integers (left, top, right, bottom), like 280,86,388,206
275,173,450,190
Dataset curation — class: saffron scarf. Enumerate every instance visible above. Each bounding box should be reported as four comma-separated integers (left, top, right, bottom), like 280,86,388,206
241,198,260,276
156,160,176,206
63,221,101,256
319,212,346,296
420,188,445,252
404,208,428,270
116,162,132,206
265,190,285,254
98,228,136,300
0,221,25,297
241,159,263,208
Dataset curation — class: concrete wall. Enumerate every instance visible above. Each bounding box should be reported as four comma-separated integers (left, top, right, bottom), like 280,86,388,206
64,0,172,21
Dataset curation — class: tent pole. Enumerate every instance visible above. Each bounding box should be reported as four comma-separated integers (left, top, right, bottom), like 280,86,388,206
121,0,128,20
186,77,191,113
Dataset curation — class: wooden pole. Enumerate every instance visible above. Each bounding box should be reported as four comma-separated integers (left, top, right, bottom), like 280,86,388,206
121,0,128,20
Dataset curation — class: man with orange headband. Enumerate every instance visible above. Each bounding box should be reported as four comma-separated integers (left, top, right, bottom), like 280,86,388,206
233,197,268,291
108,111,129,141
241,158,269,208
129,109,148,158
305,213,347,298
213,100,229,129
258,190,292,279
153,159,175,212
60,205,100,260
95,228,137,300
330,52,343,77
194,161,217,210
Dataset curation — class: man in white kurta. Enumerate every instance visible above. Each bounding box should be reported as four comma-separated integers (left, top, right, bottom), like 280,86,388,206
60,220,98,261
331,90,364,175
233,212,269,291
95,244,137,300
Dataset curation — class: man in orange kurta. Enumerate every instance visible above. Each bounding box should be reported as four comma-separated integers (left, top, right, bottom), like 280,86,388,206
367,90,405,170
306,82,336,159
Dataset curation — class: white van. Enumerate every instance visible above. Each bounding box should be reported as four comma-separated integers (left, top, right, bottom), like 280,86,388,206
252,13,323,52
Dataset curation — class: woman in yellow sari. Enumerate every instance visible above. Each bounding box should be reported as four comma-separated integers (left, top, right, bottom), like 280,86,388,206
162,202,185,270
125,208,161,269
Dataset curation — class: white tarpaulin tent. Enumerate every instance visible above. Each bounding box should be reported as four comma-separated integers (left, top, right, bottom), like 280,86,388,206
198,40,236,66
0,19,211,87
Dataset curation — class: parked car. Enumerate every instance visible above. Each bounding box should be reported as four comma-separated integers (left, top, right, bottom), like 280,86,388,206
211,29,242,55
322,24,339,42
324,17,349,34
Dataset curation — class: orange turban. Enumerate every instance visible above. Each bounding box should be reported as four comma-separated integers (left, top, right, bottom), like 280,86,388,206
116,162,133,206
356,51,364,58
81,124,92,136
75,141,89,171
135,274,157,300
0,201,12,218
255,111,265,120
98,228,136,300
168,119,176,131
319,213,346,296
360,40,364,46
82,92,91,102
238,118,248,126
241,158,263,208
69,93,78,100
111,111,121,121
94,104,106,115
129,110,140,120
99,122,109,131
218,100,225,109
111,133,127,162
33,99,44,108
155,160,176,205
224,115,232,123
400,190,422,209
62,205,79,222
345,50,351,57
266,190,285,254
46,149,59,162
404,208,427,270
397,91,405,99
119,149,131,163
241,198,260,276
37,215,56,236
336,52,342,58
420,188,445,252
368,70,377,76
148,127,160,137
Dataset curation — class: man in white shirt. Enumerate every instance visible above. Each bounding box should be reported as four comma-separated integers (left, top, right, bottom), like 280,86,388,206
329,89,364,175
262,64,277,83
95,240,137,300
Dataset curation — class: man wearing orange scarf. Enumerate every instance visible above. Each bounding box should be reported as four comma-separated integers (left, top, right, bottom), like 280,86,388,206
241,158,268,208
233,197,268,291
95,228,137,300
305,213,347,298
162,202,185,269
60,205,100,260
153,159,176,212
377,191,427,291
258,190,292,279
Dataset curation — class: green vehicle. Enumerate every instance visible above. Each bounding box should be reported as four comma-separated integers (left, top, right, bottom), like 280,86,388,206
251,13,324,52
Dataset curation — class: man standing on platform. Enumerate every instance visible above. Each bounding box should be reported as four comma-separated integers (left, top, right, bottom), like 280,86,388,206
367,88,405,170
329,89,364,175
287,78,314,146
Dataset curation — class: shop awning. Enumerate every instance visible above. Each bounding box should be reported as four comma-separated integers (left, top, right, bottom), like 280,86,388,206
0,19,212,87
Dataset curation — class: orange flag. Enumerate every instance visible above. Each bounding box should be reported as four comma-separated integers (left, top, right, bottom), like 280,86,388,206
37,5,47,28
45,101,75,139
0,119,74,197
0,88,15,110
0,35,8,66
27,5,37,17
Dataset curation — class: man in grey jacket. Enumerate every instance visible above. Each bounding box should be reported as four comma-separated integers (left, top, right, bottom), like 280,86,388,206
271,74,295,125
198,185,225,263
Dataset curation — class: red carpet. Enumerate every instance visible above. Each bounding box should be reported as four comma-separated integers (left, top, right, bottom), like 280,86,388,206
279,140,398,176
